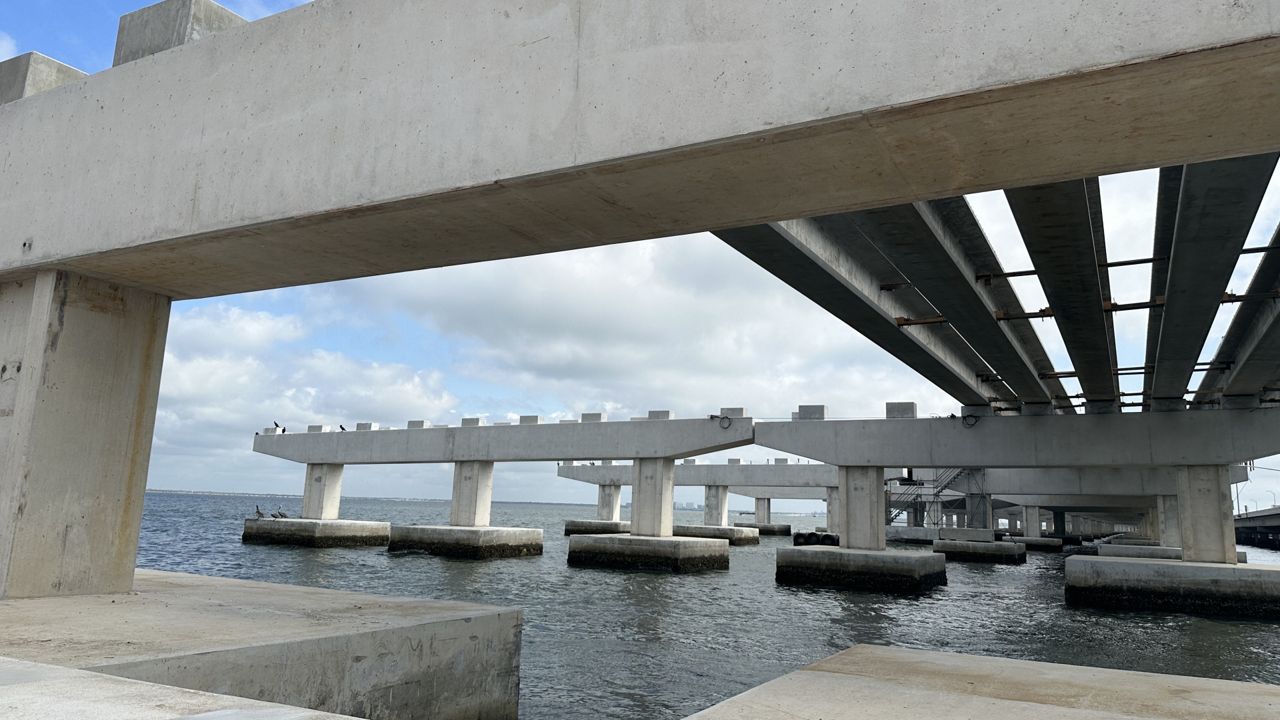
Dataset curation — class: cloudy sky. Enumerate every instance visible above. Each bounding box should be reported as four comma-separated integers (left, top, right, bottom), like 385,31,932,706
4,1,1280,513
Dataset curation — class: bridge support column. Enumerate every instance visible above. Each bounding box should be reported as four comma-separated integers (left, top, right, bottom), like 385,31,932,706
1176,465,1236,564
965,493,993,530
754,498,772,526
704,486,729,527
0,271,169,599
1052,510,1066,536
778,466,945,593
597,485,622,522
302,464,344,520
1157,495,1181,547
449,461,495,527
632,458,675,537
1022,506,1041,538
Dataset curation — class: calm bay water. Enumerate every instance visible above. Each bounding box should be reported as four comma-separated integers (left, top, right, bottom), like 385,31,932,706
138,490,1280,720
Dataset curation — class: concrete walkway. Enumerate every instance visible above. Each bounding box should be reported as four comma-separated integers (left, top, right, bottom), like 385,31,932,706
685,644,1280,719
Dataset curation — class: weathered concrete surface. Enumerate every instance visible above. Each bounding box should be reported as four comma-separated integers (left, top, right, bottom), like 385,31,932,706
241,518,390,547
887,526,938,544
255,417,753,463
567,534,729,573
0,53,86,106
301,462,344,519
733,522,792,536
1066,556,1280,617
0,655,359,719
0,271,170,599
5,3,1280,297
684,644,1280,719
0,570,521,719
673,524,760,546
938,528,996,542
1096,544,1248,563
756,412,1280,467
933,540,1026,564
776,547,946,594
1015,537,1063,552
564,519,630,536
114,0,247,66
389,525,543,559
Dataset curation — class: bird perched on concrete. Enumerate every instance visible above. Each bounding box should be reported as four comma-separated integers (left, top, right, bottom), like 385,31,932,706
339,425,347,431
276,506,289,519
255,505,265,519
274,421,280,428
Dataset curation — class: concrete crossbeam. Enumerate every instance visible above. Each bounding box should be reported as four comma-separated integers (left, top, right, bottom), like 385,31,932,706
1148,153,1280,409
754,409,1280,467
254,417,754,464
4,3,1280,297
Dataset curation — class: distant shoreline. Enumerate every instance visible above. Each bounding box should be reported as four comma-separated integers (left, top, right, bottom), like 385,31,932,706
145,488,595,507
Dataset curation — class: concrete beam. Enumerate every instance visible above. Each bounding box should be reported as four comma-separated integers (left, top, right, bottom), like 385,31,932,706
851,200,1055,406
3,3,1280,297
716,220,1004,406
254,417,754,464
1149,153,1280,409
1142,166,1183,405
753,409,1280,467
1005,178,1118,409
559,461,840,487
946,466,1249,496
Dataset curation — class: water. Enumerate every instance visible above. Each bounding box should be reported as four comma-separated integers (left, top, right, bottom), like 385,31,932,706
138,491,1280,719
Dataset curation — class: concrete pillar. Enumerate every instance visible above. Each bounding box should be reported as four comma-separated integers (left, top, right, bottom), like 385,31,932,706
449,461,495,527
754,498,772,525
907,507,922,528
1052,510,1066,535
0,271,170,599
632,458,675,537
839,466,886,551
704,485,729,526
1176,465,1237,564
955,510,967,528
302,464,344,520
925,500,943,528
825,486,844,537
597,485,622,522
1157,495,1181,547
965,493,993,529
1022,506,1041,538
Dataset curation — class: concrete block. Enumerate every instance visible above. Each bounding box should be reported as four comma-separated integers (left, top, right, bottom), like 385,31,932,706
797,405,826,420
673,524,760,546
939,527,996,542
1097,544,1247,562
518,415,539,425
1065,556,1280,618
887,526,939,544
933,540,1026,564
719,407,746,418
567,534,729,573
0,570,520,720
733,522,793,536
114,0,247,66
564,519,631,536
885,402,918,419
0,656,359,719
581,412,603,422
306,424,330,433
242,518,389,548
647,410,672,420
1016,536,1064,552
355,422,378,431
389,525,543,559
0,53,86,105
728,458,742,465
776,547,947,594
407,420,427,429
460,417,482,427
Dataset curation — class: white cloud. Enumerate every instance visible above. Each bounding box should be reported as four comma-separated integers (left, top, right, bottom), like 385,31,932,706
0,32,17,61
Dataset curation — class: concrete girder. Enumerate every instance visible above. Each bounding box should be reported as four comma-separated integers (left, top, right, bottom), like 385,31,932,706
716,220,1007,406
850,201,1056,407
992,495,1154,511
946,466,1248,496
1194,223,1280,405
252,417,754,464
3,3,1280,297
1142,167,1184,405
1005,178,1119,410
1148,153,1280,409
753,409,1280,467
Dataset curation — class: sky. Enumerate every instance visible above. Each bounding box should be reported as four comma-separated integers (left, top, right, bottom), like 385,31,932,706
4,1,1280,514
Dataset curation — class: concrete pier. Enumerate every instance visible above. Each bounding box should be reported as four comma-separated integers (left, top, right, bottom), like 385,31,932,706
933,539,1027,564
0,570,521,719
567,535,729,573
732,521,793,535
672,524,760,546
564,519,630,535
242,518,390,547
1096,543,1247,563
1065,556,1280,617
597,484,622,522
685,644,1280,719
389,526,543,560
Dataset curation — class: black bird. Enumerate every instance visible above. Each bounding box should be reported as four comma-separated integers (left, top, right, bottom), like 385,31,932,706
339,425,347,432
255,505,265,519
276,506,289,519
274,421,281,428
